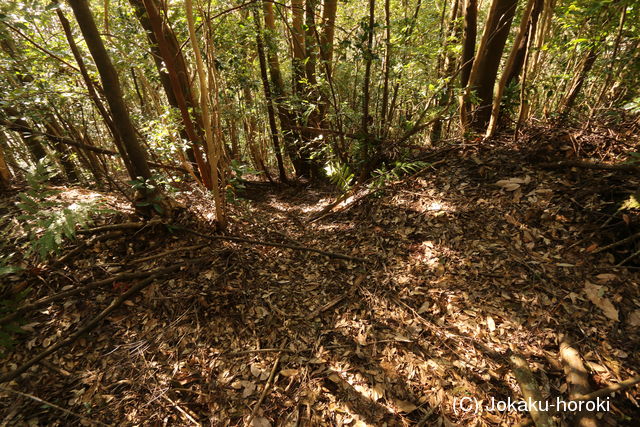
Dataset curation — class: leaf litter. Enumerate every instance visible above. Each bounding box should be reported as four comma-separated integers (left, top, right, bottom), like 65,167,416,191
1,133,639,426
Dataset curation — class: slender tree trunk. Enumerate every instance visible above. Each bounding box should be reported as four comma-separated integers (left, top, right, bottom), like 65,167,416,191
460,0,477,88
486,0,536,138
2,107,48,163
505,0,544,86
57,8,136,177
379,0,392,138
262,0,305,176
43,119,80,182
253,7,288,182
185,0,225,228
462,0,518,131
358,0,376,181
431,0,460,143
319,0,338,78
134,0,211,189
68,0,162,209
560,44,599,117
291,0,306,97
0,132,12,189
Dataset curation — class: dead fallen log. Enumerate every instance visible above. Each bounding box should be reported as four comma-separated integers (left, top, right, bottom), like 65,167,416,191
0,261,190,384
177,225,367,263
558,333,597,427
537,159,640,172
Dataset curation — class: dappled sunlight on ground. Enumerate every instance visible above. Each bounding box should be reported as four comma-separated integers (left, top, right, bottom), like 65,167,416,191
1,140,640,425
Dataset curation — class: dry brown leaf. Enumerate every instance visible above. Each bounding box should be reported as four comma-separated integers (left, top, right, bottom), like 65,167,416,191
280,369,299,377
394,399,418,413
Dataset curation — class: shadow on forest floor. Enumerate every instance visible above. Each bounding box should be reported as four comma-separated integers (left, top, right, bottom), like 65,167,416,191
1,127,640,425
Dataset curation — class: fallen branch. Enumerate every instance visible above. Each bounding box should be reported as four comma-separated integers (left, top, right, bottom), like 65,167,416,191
0,262,186,384
246,348,283,426
0,386,108,426
55,231,124,264
77,219,162,235
508,353,556,427
177,225,367,263
592,231,640,254
616,247,640,267
0,264,181,326
573,375,640,402
130,244,207,264
537,160,640,172
558,333,597,427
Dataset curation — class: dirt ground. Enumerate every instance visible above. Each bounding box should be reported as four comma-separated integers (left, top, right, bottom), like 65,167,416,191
1,125,639,426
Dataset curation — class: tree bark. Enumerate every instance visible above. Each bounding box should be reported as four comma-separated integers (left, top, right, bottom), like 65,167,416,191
67,0,161,209
185,0,225,227
134,0,211,189
460,0,477,88
253,7,288,182
463,0,518,131
485,0,537,138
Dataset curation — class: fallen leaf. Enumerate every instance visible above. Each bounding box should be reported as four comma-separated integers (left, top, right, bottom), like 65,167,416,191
394,399,418,413
628,310,640,327
486,316,496,332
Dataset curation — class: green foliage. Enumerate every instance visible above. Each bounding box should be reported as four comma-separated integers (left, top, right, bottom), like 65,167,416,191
370,160,430,189
17,159,105,259
226,160,261,202
129,176,165,214
325,161,354,191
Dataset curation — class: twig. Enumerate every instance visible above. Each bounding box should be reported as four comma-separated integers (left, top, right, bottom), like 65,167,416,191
0,264,181,326
593,231,640,254
616,247,640,267
245,350,283,426
0,261,188,383
77,219,162,235
573,375,640,402
0,386,108,426
161,393,199,425
537,160,640,172
177,225,367,263
130,244,207,264
55,231,124,264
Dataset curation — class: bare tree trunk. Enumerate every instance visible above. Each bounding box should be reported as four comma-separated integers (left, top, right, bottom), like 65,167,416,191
68,0,162,209
253,7,288,182
462,0,518,131
291,0,306,97
134,0,211,189
505,0,544,86
185,0,225,227
560,45,599,118
379,0,392,137
486,0,537,138
262,0,306,176
460,0,477,88
56,8,136,178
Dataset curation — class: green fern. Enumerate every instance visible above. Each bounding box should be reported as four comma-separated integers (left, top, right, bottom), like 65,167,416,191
16,158,108,259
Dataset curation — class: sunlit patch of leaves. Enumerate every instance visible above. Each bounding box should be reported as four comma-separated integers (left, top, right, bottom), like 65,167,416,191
17,158,108,259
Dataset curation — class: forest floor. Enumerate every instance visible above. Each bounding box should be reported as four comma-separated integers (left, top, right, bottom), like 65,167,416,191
1,124,640,426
